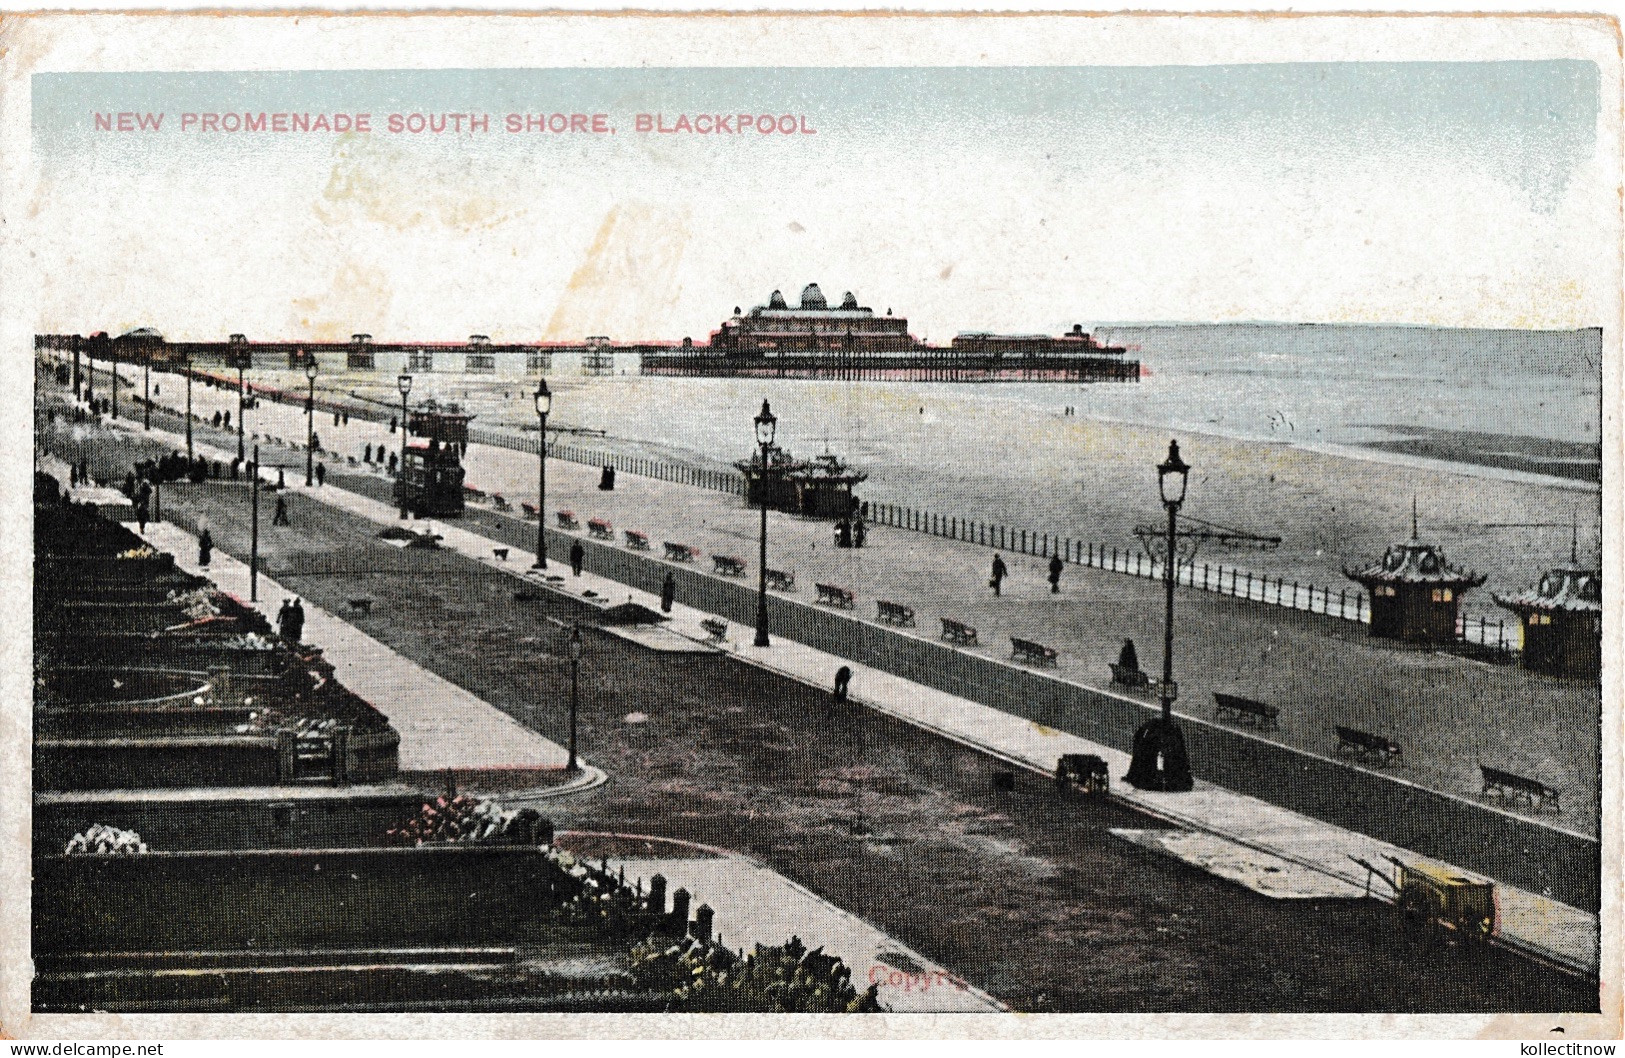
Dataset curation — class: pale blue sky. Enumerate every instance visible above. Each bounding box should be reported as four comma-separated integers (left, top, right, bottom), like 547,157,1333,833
27,63,1608,338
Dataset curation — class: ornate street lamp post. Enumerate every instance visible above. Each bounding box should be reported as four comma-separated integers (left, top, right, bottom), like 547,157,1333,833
753,399,777,648
1125,439,1195,792
142,358,151,430
304,355,318,486
533,380,551,569
184,350,193,460
249,443,261,602
397,373,413,519
567,625,581,772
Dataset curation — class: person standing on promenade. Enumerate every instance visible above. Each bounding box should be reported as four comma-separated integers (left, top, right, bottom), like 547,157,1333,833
833,665,852,705
198,528,213,568
272,495,290,526
315,463,326,487
990,554,1007,596
570,540,585,577
1048,554,1064,594
660,572,676,613
1118,638,1139,674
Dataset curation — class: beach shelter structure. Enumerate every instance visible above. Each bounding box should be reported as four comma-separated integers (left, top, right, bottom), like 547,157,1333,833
1493,565,1601,679
1344,507,1485,645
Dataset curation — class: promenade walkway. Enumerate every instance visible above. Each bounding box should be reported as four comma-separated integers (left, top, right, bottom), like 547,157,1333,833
154,378,1599,835
205,444,1602,979
91,382,1603,974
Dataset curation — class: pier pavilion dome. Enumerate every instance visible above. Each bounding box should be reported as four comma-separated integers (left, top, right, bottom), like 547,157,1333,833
841,291,859,310
767,290,789,309
799,283,828,310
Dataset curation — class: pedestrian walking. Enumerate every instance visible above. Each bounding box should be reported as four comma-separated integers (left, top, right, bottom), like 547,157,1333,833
1048,554,1064,593
272,495,290,526
364,443,373,463
315,462,326,487
853,519,866,548
570,540,585,577
135,497,149,534
990,554,1007,596
287,599,306,644
277,467,286,489
277,600,292,638
660,571,676,613
198,528,213,567
833,665,852,705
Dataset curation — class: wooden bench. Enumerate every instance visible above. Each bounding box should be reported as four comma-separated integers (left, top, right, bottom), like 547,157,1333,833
1335,725,1403,767
1010,637,1058,667
1213,692,1279,730
700,617,729,643
491,494,512,512
815,583,855,609
766,568,796,592
876,600,916,627
1480,765,1561,813
492,548,509,562
346,599,373,615
557,510,581,530
588,518,614,540
1110,662,1152,691
713,555,747,577
624,530,650,551
663,541,698,562
520,502,539,520
464,486,487,503
940,617,978,646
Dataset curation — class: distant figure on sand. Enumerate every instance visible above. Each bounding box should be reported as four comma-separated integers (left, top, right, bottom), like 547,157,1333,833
570,540,585,577
990,554,1007,596
660,572,676,613
1048,554,1064,594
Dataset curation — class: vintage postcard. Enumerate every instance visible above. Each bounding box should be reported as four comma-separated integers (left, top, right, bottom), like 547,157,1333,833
0,9,1619,1042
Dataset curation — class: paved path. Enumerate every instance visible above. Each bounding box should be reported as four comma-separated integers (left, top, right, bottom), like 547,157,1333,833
559,834,1004,1013
84,396,1602,976
155,377,1600,836
140,520,577,776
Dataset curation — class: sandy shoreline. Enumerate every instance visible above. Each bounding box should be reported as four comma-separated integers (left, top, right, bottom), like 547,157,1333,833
111,363,1606,626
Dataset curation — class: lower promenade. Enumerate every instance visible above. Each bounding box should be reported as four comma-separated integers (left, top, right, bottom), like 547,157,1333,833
39,381,1603,1011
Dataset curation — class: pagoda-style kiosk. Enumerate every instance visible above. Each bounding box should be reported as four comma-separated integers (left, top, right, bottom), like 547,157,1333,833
1344,509,1486,645
1493,545,1601,679
735,444,866,519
